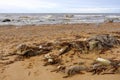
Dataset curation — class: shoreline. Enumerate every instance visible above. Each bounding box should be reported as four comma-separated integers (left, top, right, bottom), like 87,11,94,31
0,13,120,26
0,22,119,27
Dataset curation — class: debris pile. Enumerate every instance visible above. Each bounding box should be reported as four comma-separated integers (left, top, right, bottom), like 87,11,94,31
13,34,120,58
51,58,120,78
86,34,120,51
0,34,120,77
89,58,120,75
14,42,53,58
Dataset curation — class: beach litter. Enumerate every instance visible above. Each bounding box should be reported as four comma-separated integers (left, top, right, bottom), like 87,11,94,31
1,34,120,61
89,58,120,75
0,34,120,77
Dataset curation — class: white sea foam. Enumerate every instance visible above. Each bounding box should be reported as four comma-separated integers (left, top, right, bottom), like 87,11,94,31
0,13,120,25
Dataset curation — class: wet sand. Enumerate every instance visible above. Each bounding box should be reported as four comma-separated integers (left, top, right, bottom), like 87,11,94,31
0,23,120,80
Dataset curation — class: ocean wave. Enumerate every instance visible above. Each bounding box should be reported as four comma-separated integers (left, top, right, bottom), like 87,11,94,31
0,13,120,25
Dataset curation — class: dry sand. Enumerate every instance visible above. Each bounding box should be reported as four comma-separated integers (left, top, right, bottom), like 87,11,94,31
0,23,120,80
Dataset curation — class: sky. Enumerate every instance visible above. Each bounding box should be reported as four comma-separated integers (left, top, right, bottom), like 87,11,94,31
0,0,120,13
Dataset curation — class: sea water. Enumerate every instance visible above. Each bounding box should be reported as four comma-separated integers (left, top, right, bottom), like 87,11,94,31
0,13,120,26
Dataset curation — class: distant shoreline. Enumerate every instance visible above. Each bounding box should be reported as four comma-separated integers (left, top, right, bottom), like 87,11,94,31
0,13,119,26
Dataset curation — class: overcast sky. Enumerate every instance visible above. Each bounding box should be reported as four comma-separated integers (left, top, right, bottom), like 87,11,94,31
0,0,120,13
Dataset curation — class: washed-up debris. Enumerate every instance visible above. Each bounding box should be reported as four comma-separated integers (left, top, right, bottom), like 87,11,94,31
0,43,53,65
96,58,111,66
51,63,88,78
89,58,120,75
13,34,119,58
43,54,61,66
15,43,38,56
54,34,120,55
89,63,108,75
58,46,70,56
71,41,89,54
86,34,120,52
14,43,52,58
63,64,88,78
0,34,120,77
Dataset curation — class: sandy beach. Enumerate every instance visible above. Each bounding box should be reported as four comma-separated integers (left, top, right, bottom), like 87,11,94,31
0,23,120,80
